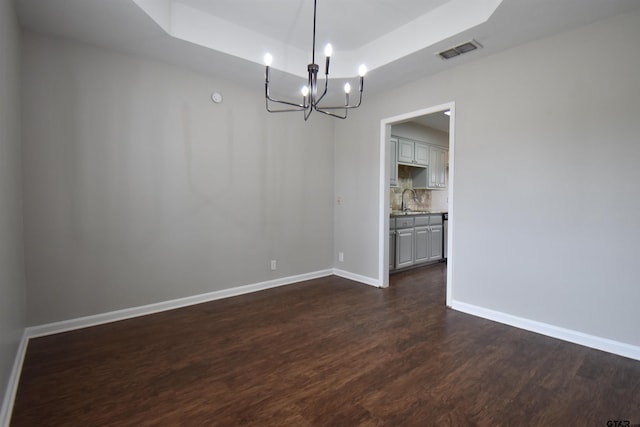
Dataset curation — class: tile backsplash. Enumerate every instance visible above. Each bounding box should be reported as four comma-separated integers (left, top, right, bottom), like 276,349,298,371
390,187,431,211
396,165,417,191
390,165,448,212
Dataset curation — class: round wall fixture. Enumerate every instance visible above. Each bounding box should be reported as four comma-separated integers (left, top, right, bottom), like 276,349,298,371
211,92,223,103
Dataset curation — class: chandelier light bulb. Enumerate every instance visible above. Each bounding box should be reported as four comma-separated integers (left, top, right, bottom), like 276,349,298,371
264,53,273,66
324,43,333,57
301,86,310,97
343,83,351,94
358,64,367,77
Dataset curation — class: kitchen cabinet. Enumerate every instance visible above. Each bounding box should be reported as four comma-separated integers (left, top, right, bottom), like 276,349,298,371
389,230,395,270
429,224,443,260
391,136,447,190
397,138,428,166
414,225,429,264
389,218,396,271
413,215,429,265
415,143,429,166
428,145,448,189
390,214,443,272
397,139,413,164
390,137,398,187
414,215,443,263
394,216,415,269
396,228,414,269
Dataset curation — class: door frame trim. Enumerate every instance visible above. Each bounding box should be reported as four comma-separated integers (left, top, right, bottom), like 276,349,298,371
378,102,455,307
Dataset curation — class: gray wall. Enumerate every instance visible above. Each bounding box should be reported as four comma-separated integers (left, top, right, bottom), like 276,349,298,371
335,9,640,347
22,33,335,325
0,0,26,407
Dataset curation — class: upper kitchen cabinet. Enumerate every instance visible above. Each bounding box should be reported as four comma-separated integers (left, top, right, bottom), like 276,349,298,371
428,145,448,189
398,138,428,167
391,114,449,190
390,137,398,187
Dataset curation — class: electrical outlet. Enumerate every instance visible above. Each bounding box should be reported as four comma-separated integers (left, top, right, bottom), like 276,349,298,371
270,260,277,270
338,252,344,262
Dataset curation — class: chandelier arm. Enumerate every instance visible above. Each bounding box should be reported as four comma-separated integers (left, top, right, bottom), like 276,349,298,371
266,96,306,110
265,67,308,110
266,85,307,111
315,88,363,110
314,107,347,119
318,99,362,110
266,104,308,113
314,77,330,105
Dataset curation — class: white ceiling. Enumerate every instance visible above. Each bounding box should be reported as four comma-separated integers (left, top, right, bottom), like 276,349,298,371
131,0,505,80
411,112,451,134
15,0,640,98
175,0,451,51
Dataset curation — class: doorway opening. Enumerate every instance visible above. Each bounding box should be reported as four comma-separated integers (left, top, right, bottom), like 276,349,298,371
378,103,455,307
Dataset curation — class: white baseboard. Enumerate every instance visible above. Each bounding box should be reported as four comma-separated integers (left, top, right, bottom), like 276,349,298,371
24,267,378,339
451,300,640,361
26,269,334,339
332,269,380,288
0,330,29,427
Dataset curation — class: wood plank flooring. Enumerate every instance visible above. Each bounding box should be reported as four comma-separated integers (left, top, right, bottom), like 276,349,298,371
11,264,640,426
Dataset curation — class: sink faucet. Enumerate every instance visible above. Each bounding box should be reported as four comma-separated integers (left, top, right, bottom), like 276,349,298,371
401,188,416,211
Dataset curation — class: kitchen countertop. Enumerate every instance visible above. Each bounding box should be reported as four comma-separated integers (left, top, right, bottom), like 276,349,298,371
390,210,447,216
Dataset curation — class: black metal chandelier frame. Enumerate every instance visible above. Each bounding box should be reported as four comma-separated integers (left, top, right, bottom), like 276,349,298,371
264,0,366,120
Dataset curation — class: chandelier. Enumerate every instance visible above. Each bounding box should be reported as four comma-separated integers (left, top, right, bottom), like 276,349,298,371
263,0,367,120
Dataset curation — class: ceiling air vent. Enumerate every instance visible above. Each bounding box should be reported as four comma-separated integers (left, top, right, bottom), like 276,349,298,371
438,40,482,60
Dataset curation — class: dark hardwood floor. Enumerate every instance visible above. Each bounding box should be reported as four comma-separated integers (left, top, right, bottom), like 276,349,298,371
11,264,640,426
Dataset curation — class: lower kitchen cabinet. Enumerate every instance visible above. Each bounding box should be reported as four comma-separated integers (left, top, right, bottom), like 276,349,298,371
395,227,414,269
391,214,444,272
429,224,443,260
389,230,395,270
428,214,443,261
414,225,429,264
